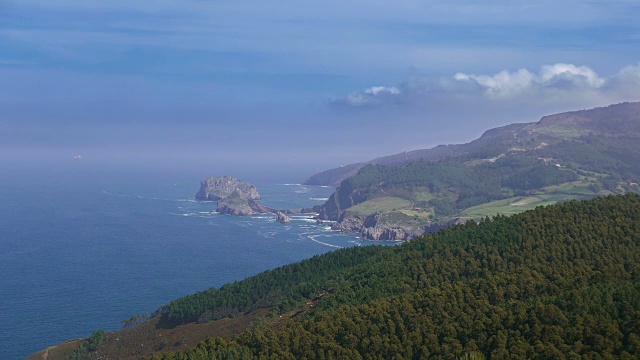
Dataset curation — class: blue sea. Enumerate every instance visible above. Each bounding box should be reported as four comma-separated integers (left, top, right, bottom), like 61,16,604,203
0,162,394,359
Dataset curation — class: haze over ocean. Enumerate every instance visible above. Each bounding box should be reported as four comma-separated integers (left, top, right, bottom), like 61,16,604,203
0,161,392,359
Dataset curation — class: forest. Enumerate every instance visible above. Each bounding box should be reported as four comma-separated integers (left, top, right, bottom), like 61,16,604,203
139,194,640,359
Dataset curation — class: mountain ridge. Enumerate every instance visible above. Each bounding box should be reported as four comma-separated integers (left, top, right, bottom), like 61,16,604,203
305,102,640,187
311,101,640,240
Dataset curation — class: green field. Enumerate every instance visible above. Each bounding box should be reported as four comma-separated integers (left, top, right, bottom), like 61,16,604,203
346,196,412,216
413,191,435,202
463,196,561,217
398,208,433,219
541,180,595,195
462,186,597,218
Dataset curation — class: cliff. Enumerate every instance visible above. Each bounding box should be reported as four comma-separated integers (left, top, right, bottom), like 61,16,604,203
195,176,260,201
216,189,275,216
329,211,451,241
316,180,367,220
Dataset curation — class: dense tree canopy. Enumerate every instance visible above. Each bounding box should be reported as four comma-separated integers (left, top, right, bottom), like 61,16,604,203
151,194,640,359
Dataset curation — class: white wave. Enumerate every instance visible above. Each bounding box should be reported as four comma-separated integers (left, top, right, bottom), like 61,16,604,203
280,183,302,186
310,197,329,201
293,218,318,223
300,212,320,216
308,235,342,248
171,211,217,217
176,199,198,203
250,216,272,220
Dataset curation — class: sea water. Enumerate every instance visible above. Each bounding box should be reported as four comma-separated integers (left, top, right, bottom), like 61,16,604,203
0,163,394,359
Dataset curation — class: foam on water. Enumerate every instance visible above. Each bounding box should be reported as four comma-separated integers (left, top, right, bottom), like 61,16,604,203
307,234,342,248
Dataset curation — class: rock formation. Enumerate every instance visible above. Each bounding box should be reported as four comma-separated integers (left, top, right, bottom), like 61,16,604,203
196,176,321,217
195,176,260,201
216,189,274,216
275,211,291,224
329,213,418,241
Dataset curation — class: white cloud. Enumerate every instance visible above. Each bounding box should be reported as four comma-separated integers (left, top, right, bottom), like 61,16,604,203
337,63,640,109
364,86,400,96
454,63,606,99
539,63,604,88
454,69,535,98
343,86,401,106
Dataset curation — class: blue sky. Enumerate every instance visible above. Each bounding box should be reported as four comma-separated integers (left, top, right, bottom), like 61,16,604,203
2,1,640,178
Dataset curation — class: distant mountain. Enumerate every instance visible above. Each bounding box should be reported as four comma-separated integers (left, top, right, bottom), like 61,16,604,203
33,194,640,359
312,102,640,240
305,102,640,187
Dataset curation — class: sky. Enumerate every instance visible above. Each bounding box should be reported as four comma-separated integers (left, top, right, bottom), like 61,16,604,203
2,0,640,179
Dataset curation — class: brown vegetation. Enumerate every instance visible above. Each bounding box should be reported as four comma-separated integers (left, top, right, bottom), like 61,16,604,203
28,309,270,360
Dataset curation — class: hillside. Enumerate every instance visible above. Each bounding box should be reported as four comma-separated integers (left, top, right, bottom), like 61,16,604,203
33,194,640,359
305,102,640,187
312,102,640,240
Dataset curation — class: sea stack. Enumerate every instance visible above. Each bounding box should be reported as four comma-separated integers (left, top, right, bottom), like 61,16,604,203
275,211,291,224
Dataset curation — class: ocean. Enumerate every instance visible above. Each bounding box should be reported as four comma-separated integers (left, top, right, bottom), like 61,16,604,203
0,162,394,359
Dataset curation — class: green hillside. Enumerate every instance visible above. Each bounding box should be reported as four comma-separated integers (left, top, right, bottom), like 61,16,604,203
48,194,640,359
155,194,640,359
316,103,640,239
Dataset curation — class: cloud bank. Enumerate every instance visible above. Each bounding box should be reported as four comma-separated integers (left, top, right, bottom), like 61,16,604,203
336,63,640,109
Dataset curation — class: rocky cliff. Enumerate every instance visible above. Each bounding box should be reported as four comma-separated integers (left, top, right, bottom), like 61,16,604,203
275,211,291,224
216,189,275,216
196,176,321,217
330,212,448,241
316,181,367,220
195,176,260,201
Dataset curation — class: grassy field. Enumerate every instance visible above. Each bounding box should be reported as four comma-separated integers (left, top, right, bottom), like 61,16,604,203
346,180,607,224
463,195,573,217
398,208,433,219
541,180,595,195
413,191,435,202
378,210,431,228
347,196,412,216
462,181,599,218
